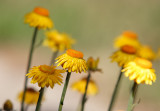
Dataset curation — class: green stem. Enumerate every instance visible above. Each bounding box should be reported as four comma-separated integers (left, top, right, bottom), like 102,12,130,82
81,71,91,111
127,82,138,111
108,67,123,111
50,50,59,65
21,27,38,111
58,71,71,111
35,88,45,111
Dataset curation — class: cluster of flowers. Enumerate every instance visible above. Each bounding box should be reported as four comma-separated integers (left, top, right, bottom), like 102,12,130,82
0,7,100,111
112,31,156,85
26,6,75,52
1,6,158,111
109,31,157,111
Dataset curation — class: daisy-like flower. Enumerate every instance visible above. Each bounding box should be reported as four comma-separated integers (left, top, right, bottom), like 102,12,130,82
26,65,65,88
57,49,87,111
18,88,40,105
114,31,141,49
111,45,137,66
71,78,98,95
56,49,87,73
137,45,155,60
122,57,156,85
25,7,53,29
43,30,75,52
87,57,101,72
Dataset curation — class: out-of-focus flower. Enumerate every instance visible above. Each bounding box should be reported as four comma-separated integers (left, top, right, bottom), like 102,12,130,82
18,88,40,105
56,49,87,73
43,30,75,52
71,78,98,95
26,65,65,88
156,48,160,60
137,45,156,60
114,31,141,49
3,100,13,110
25,7,53,29
86,57,101,72
111,45,137,66
122,57,156,85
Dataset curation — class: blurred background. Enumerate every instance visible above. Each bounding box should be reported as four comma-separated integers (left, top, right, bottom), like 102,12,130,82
0,0,160,111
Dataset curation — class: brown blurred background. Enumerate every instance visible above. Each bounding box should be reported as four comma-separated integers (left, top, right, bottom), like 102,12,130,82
0,0,160,111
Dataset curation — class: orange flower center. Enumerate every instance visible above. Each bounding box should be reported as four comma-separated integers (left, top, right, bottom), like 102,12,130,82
121,45,136,54
66,49,83,59
39,65,55,73
27,88,36,93
123,31,137,39
135,58,152,69
34,7,49,16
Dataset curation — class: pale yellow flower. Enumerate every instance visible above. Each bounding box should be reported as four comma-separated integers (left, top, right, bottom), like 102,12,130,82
114,31,141,49
26,65,65,88
122,58,156,85
71,78,98,95
111,45,137,66
43,30,75,52
56,49,87,73
18,88,40,105
137,45,155,60
25,7,53,29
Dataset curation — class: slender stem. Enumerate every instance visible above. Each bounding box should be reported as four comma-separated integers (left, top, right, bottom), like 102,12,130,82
35,88,45,111
58,71,71,111
81,71,91,111
21,27,38,111
127,82,138,111
108,67,123,111
50,50,59,65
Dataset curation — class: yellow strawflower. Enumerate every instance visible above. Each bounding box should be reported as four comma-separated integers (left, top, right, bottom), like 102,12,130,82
114,31,141,49
87,57,101,72
25,7,53,29
111,45,137,66
137,45,156,60
56,49,88,73
122,58,156,85
43,30,75,52
26,65,65,88
18,88,40,105
71,78,98,95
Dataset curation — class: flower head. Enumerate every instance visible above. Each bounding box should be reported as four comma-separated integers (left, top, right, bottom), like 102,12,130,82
55,49,87,73
18,87,40,105
137,45,155,60
3,100,13,110
43,30,75,52
122,58,156,85
25,7,53,29
111,45,137,66
114,31,141,49
87,57,101,72
71,78,98,95
26,65,65,88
